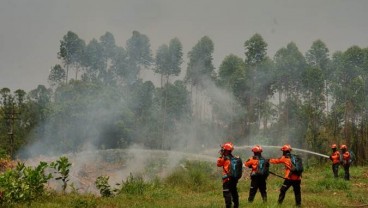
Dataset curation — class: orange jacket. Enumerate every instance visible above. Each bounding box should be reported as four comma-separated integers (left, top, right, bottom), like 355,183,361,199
341,151,350,165
330,150,340,164
269,155,301,180
244,156,259,175
217,156,231,182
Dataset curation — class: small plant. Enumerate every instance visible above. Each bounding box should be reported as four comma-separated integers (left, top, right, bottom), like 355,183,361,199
120,173,149,195
95,175,113,197
50,156,72,193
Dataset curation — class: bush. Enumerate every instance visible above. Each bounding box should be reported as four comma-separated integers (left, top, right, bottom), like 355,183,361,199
95,175,113,197
165,160,217,192
0,161,52,205
119,173,151,195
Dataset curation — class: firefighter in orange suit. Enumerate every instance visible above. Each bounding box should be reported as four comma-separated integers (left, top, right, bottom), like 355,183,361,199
244,145,268,203
217,142,239,208
340,145,351,180
269,144,302,207
329,144,340,178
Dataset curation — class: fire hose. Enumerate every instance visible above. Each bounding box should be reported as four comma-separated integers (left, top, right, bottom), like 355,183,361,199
268,171,286,179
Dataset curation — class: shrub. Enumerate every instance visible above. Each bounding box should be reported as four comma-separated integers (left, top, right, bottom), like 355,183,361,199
0,161,52,205
119,173,151,195
165,160,216,192
95,175,113,197
50,156,72,193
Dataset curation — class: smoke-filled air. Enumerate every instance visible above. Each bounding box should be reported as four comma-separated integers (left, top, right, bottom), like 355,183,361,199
0,1,368,207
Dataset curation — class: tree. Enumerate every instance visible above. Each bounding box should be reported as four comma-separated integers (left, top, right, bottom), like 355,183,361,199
185,36,215,121
305,40,331,113
58,31,86,82
185,36,215,88
216,54,247,136
99,32,117,84
301,66,325,152
244,34,273,137
154,37,183,86
0,88,28,157
126,31,153,82
244,33,268,66
273,42,307,145
82,39,105,82
330,46,366,163
110,46,130,84
48,64,66,87
154,38,183,145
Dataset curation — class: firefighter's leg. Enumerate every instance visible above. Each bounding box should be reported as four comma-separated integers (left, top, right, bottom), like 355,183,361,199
292,180,301,206
332,164,339,178
344,165,350,180
230,179,239,208
223,181,232,208
259,177,267,202
278,180,291,204
248,176,258,203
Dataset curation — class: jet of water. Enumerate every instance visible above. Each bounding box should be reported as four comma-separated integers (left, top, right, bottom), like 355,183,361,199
235,145,329,158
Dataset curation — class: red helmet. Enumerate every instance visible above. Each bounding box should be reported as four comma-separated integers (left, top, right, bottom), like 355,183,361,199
222,142,234,151
340,144,347,150
331,144,337,149
252,145,263,153
281,144,292,152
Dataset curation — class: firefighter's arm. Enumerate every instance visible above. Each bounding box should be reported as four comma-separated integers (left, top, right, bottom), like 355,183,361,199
244,158,253,168
217,157,225,167
331,152,339,160
343,152,350,160
269,156,284,164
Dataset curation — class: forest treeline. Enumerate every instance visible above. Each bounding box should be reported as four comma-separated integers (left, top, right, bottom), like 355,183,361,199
0,31,367,164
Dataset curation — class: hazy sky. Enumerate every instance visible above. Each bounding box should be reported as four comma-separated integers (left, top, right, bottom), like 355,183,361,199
1,0,368,91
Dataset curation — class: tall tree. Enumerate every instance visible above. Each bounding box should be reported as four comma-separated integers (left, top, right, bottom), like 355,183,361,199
244,33,273,137
185,36,215,88
126,31,153,82
185,36,215,121
48,64,66,88
155,37,183,86
58,31,86,82
99,32,117,84
305,40,331,113
82,39,105,82
217,54,247,137
330,46,366,163
154,38,183,144
110,46,130,84
273,42,307,144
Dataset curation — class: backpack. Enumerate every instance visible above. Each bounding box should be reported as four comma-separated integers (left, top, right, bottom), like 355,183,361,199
228,156,243,180
255,156,269,178
340,150,355,165
349,151,356,164
289,154,303,176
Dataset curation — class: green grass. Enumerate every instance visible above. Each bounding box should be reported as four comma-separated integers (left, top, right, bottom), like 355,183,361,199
11,162,368,208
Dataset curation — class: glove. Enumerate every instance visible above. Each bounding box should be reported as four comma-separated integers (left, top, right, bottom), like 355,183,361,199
329,156,332,160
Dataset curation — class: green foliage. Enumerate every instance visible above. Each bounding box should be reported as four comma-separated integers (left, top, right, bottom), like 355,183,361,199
185,36,215,87
0,161,51,205
69,198,97,208
50,156,72,193
95,175,113,197
165,160,216,192
119,173,150,195
0,148,7,159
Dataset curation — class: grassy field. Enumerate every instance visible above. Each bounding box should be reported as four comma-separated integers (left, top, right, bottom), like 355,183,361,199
12,160,368,208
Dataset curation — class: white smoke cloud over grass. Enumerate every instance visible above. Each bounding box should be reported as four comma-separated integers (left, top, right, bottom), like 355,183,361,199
17,62,243,194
